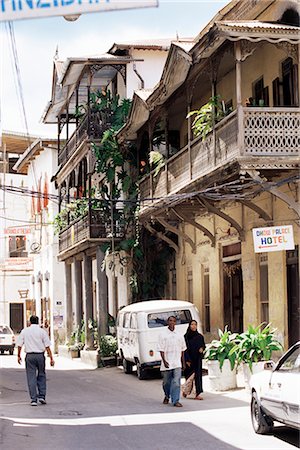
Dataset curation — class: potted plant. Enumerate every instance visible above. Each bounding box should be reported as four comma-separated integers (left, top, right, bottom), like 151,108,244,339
205,327,238,391
98,334,118,367
231,323,283,389
187,95,226,141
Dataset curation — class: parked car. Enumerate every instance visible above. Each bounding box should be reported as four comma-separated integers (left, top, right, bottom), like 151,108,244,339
117,299,201,380
250,341,300,434
0,325,15,355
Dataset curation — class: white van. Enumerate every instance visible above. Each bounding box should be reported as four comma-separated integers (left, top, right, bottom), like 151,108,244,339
117,300,201,379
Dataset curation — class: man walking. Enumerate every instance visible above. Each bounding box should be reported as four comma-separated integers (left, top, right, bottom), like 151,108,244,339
158,316,186,407
17,315,55,406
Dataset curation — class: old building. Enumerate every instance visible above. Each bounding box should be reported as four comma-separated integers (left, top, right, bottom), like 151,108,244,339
119,0,300,348
41,39,189,361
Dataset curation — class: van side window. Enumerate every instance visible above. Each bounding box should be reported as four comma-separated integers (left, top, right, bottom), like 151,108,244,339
147,310,192,328
130,313,137,329
124,313,131,328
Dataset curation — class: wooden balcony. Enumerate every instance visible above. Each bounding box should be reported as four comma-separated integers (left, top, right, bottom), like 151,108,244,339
139,107,300,213
58,206,124,258
58,112,110,166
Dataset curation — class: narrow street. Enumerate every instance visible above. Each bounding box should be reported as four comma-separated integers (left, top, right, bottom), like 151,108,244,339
0,354,298,450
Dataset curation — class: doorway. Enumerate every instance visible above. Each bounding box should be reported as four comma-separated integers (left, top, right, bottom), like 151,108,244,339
287,246,299,346
223,243,243,333
10,303,24,333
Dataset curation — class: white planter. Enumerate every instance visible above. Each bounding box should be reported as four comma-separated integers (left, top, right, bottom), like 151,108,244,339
207,359,237,391
242,361,265,391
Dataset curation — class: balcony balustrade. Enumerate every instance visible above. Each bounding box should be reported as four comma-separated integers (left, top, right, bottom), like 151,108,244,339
58,112,110,166
58,205,125,255
139,108,300,212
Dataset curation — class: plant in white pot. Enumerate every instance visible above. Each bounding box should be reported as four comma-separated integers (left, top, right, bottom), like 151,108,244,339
231,323,283,389
205,327,238,391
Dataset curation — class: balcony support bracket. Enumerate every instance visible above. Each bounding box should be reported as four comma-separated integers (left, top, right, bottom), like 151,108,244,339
156,217,196,253
171,207,215,247
198,197,245,241
247,170,300,219
240,200,272,223
144,222,179,253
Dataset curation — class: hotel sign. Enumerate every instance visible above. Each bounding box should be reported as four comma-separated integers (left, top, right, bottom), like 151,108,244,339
0,0,158,21
2,257,33,271
252,225,295,253
4,227,31,235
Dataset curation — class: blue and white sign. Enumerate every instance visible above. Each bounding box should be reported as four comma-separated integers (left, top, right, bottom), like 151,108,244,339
0,0,158,21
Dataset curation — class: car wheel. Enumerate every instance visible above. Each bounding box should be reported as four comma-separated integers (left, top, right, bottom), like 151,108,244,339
136,361,147,380
251,391,273,434
9,349,14,355
123,358,133,374
0,350,4,354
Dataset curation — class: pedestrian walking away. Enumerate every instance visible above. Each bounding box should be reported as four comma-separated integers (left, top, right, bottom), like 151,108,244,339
158,316,186,407
182,320,205,400
17,315,55,406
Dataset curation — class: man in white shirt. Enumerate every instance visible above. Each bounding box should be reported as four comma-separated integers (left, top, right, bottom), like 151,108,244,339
158,316,186,407
17,315,55,406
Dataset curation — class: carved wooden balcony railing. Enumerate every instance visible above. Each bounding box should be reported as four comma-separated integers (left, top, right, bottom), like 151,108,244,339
139,108,300,212
58,206,125,255
58,112,111,166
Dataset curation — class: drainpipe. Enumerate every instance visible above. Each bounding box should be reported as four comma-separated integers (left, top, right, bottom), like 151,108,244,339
133,62,145,89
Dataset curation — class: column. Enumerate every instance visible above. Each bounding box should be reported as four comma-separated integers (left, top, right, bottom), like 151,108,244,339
74,259,83,330
64,262,73,343
96,246,108,337
235,41,244,154
83,253,94,349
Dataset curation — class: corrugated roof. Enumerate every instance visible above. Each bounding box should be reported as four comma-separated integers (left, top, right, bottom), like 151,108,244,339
217,20,300,32
109,38,194,54
135,88,154,102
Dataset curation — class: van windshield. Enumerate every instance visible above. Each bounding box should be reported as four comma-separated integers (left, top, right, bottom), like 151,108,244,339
147,310,192,328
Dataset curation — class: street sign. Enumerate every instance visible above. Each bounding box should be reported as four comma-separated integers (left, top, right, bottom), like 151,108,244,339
0,0,158,22
252,225,295,253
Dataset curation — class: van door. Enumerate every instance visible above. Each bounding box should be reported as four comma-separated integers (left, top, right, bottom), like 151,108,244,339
129,313,138,361
122,312,131,360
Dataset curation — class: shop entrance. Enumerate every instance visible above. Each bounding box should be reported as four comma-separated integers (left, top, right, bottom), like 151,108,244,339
287,246,299,346
10,303,24,333
223,243,243,333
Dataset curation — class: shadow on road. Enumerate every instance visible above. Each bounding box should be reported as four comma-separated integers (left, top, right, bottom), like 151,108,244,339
272,425,300,448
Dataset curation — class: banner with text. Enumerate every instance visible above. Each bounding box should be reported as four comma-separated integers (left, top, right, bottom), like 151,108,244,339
252,225,295,253
0,0,158,22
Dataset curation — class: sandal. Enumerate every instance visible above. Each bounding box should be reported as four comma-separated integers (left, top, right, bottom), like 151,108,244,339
174,402,183,407
195,395,203,400
163,397,169,404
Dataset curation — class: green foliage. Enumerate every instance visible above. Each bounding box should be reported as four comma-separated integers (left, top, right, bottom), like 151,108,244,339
68,320,85,351
53,199,88,234
229,323,283,371
149,150,165,177
187,95,227,141
204,326,238,371
98,334,118,357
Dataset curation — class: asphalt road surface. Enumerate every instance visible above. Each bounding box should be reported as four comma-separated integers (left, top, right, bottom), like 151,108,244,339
0,354,299,450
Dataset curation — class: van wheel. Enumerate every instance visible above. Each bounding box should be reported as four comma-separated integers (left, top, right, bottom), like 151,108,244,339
0,350,4,354
123,358,133,374
136,362,147,380
9,349,14,355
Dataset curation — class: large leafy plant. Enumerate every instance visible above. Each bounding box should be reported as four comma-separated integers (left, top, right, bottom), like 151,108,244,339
230,323,283,371
98,335,118,357
187,95,226,141
204,326,237,371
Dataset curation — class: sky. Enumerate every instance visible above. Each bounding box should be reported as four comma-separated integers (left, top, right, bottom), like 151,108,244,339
1,0,229,138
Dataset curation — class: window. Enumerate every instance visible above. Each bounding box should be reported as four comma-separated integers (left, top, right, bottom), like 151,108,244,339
282,58,298,107
277,346,300,373
9,236,27,257
259,254,269,324
147,310,192,328
252,77,269,106
203,268,210,333
124,313,131,328
130,313,137,329
187,267,193,303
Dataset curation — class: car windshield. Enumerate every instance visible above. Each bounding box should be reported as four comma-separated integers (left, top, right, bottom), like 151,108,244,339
0,326,12,334
277,346,300,373
147,310,192,328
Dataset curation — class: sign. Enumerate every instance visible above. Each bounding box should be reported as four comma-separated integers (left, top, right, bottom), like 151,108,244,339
0,0,158,22
253,225,294,253
1,257,33,271
4,227,31,235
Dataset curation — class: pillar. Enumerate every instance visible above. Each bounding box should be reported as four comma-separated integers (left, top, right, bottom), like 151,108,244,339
74,259,83,330
83,253,94,349
64,262,73,342
235,41,244,154
96,246,108,337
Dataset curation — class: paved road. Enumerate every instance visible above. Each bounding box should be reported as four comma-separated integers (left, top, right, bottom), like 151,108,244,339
0,354,299,450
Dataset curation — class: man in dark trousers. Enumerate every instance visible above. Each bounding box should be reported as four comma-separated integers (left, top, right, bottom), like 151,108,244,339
17,315,55,406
